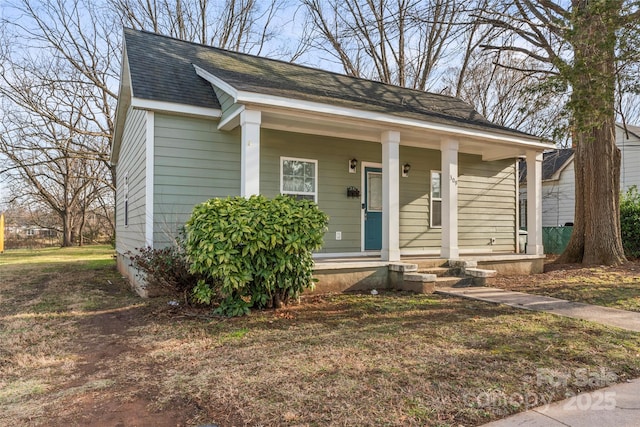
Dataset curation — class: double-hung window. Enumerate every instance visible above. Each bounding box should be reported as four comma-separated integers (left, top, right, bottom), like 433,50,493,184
519,198,527,229
280,157,318,202
430,171,442,228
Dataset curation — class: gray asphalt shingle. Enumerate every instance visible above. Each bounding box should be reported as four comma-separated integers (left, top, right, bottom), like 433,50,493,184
519,148,574,182
124,28,535,139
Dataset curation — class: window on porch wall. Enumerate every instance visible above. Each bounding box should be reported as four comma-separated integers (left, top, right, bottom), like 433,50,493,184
519,198,527,229
280,157,318,202
430,170,442,228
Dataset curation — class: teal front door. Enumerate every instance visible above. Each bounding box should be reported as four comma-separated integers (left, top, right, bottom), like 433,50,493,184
364,167,383,250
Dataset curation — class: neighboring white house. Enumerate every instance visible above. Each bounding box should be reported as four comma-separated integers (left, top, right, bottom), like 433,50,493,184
111,29,552,290
519,123,640,228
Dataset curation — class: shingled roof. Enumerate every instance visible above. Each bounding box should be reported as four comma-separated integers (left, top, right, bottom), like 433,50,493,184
519,148,574,182
619,123,640,140
122,28,536,140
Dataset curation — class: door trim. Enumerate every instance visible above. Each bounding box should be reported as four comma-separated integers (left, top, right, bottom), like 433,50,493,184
361,161,383,252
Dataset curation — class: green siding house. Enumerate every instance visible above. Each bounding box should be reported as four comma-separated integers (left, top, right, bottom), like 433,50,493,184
111,29,552,290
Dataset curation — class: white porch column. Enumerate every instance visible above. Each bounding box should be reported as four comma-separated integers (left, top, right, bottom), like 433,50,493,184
440,138,459,259
381,130,400,261
240,110,261,197
526,151,544,255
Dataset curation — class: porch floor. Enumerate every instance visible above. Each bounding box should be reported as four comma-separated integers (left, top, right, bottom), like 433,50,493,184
310,253,545,294
313,253,544,271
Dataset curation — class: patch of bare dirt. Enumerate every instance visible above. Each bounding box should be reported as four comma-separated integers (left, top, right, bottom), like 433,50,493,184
42,306,203,427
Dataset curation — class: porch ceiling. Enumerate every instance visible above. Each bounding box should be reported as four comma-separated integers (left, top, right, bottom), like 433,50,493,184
258,107,532,160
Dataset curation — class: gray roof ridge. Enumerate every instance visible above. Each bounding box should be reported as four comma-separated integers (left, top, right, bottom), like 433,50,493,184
126,27,473,107
616,122,640,139
123,28,543,140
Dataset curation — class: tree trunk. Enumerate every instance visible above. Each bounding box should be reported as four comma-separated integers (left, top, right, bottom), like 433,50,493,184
78,208,86,247
557,0,626,265
560,124,626,265
61,212,73,247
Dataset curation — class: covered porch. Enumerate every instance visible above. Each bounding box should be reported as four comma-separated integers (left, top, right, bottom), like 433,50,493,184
194,65,549,262
229,105,547,261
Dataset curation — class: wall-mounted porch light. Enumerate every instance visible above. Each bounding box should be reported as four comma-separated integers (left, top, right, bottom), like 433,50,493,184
402,163,411,177
349,158,358,173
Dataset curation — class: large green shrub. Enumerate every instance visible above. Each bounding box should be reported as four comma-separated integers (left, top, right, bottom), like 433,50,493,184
185,195,329,316
621,185,640,259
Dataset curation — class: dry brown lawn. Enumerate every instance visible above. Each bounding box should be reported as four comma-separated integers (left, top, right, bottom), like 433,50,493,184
491,257,640,312
2,247,640,426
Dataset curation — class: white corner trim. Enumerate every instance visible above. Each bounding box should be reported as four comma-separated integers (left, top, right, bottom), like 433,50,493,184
193,64,239,100
236,91,552,150
131,97,221,118
145,111,154,248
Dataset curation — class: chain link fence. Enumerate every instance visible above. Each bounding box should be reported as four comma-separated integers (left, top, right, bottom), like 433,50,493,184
542,226,573,254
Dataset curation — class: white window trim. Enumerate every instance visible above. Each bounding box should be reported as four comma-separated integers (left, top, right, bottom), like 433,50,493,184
430,170,442,229
280,156,318,202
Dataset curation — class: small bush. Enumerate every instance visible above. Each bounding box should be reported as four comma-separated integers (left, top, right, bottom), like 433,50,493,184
621,186,640,259
185,195,329,316
128,233,201,301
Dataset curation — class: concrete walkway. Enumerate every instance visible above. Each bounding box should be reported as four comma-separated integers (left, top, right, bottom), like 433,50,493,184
437,286,640,332
435,286,640,426
482,377,640,426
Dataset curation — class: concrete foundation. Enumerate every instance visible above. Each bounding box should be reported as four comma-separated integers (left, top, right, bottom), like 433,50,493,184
312,254,545,294
118,251,544,298
311,263,390,294
115,251,155,297
474,256,544,275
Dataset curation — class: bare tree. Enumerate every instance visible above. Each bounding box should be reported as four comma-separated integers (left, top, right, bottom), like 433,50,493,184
301,0,466,90
617,61,640,126
478,0,640,265
0,0,119,244
445,50,570,143
109,0,286,54
1,0,291,248
0,104,105,246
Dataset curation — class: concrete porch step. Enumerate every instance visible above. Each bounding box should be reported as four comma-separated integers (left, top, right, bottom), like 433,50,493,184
418,267,454,277
411,258,449,269
398,272,437,294
434,276,475,288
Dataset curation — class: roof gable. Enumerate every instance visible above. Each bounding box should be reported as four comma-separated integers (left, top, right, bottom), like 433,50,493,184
519,148,574,182
616,123,640,140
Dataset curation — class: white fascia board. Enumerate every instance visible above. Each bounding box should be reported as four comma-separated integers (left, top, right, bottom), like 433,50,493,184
111,44,134,165
548,153,575,181
616,123,640,140
237,91,553,150
193,64,238,101
130,97,222,118
110,94,128,165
